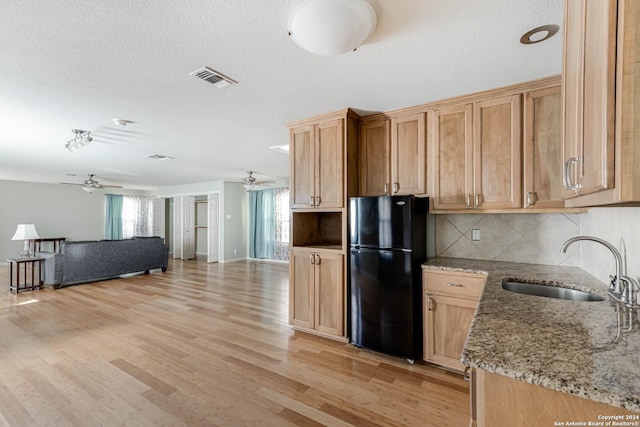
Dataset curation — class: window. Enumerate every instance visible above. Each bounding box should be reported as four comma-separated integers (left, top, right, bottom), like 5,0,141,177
249,188,290,261
122,196,154,238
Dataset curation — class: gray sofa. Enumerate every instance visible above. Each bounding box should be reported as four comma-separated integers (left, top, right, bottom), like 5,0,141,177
38,236,169,288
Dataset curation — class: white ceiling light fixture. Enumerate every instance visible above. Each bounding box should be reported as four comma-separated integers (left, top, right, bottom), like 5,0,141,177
112,118,134,126
288,0,377,56
65,129,92,152
268,144,289,154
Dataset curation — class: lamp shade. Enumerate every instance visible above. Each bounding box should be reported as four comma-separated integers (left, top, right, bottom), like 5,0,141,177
11,224,40,240
288,0,377,56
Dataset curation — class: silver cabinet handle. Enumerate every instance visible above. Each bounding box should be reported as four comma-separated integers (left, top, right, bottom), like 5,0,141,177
563,157,580,191
427,296,433,311
463,366,471,382
384,183,389,195
526,191,537,207
393,182,399,194
467,194,472,208
309,196,315,207
316,196,321,206
475,194,480,208
446,282,463,287
310,254,315,264
315,254,321,265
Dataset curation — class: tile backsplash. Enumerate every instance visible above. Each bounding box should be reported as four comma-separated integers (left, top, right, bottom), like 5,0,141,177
434,207,640,285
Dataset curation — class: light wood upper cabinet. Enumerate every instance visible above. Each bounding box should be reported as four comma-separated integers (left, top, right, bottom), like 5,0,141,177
433,104,474,210
290,125,314,208
359,113,427,197
474,95,522,209
432,95,521,211
289,119,344,209
359,119,391,196
391,113,427,195
562,0,617,199
316,119,344,208
524,86,564,208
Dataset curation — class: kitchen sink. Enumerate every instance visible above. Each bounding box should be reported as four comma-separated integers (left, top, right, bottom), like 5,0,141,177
502,281,605,302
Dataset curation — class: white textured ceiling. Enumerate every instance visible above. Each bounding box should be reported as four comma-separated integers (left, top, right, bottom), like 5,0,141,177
0,0,563,190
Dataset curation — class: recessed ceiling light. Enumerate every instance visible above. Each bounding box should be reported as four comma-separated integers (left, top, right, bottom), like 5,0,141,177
520,24,559,45
113,119,135,126
269,144,290,154
145,154,174,160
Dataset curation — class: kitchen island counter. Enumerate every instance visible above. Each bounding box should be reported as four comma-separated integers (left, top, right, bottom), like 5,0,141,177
423,258,640,413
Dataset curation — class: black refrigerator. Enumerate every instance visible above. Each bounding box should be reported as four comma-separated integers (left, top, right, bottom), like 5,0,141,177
349,195,429,361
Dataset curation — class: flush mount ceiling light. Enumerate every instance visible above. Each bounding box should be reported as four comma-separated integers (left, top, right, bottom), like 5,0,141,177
288,0,377,56
112,118,134,126
268,144,290,154
520,24,560,45
65,129,92,152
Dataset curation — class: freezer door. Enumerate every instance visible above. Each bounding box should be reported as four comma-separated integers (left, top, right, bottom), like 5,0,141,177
350,196,413,249
350,247,419,359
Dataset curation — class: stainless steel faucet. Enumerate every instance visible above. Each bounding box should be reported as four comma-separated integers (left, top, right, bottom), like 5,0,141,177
561,236,639,307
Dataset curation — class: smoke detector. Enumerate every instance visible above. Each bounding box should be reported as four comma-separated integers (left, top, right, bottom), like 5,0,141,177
189,67,238,88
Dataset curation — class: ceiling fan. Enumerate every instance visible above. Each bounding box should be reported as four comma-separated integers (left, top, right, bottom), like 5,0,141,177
242,171,275,191
58,174,123,193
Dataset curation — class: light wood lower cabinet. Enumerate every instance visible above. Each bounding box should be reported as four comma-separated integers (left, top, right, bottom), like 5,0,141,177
423,270,486,372
289,248,344,339
471,369,639,426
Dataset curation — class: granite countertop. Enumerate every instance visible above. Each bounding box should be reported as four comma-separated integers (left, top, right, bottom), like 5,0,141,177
423,257,640,413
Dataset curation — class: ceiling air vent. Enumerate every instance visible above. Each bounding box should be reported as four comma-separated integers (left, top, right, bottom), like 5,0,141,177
146,154,174,160
189,66,237,89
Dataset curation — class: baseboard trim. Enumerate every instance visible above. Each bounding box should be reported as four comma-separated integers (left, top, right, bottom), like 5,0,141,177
248,257,289,264
221,257,247,263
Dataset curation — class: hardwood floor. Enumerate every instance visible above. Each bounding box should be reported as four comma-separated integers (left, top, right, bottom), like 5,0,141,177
0,259,469,426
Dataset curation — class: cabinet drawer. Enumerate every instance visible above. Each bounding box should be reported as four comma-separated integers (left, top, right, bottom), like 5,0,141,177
423,270,486,299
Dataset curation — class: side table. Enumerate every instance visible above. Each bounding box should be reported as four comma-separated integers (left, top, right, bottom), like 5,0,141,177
7,257,44,292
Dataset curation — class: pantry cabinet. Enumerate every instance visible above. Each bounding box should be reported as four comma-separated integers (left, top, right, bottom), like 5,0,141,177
287,109,358,342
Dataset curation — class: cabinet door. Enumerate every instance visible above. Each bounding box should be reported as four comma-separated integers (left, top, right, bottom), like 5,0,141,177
432,104,474,210
315,119,344,208
562,0,617,198
424,294,477,372
289,250,314,329
391,113,426,195
290,125,315,208
359,120,390,196
314,252,344,337
524,86,564,208
473,94,522,209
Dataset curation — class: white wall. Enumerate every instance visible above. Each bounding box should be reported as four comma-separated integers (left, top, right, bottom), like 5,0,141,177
0,179,147,262
579,207,640,284
222,183,248,261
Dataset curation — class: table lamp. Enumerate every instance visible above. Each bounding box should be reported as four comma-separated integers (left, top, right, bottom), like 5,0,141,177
11,224,40,258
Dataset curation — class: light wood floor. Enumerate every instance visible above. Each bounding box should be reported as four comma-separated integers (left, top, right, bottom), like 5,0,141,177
0,259,469,427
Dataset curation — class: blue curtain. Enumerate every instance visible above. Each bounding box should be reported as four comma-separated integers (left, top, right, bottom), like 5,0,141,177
249,189,275,259
105,194,123,240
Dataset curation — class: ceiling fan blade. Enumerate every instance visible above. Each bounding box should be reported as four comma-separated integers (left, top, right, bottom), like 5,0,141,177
58,182,85,186
101,184,123,188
